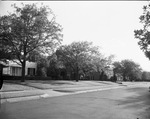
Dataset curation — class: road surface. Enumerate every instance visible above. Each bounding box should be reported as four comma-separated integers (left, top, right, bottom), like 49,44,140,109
0,84,150,119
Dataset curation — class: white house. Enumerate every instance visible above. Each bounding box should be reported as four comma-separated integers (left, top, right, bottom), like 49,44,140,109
3,60,37,76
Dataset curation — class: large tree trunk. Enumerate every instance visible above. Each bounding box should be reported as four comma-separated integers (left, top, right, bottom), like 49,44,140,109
21,60,26,82
100,70,104,81
0,66,3,89
113,72,117,82
98,71,101,81
76,65,79,82
123,74,126,81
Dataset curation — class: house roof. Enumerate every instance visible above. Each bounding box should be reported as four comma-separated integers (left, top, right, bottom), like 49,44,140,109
0,61,8,67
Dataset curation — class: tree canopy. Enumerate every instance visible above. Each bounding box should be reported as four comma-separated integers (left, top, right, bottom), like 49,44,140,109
113,59,142,81
56,41,113,81
142,71,150,80
134,3,150,60
0,3,63,81
56,41,99,81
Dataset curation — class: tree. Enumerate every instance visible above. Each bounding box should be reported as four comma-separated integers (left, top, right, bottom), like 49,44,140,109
46,53,60,79
56,41,99,81
142,71,150,80
28,51,63,78
0,19,13,61
0,3,63,81
134,4,150,60
91,54,114,80
32,52,48,77
112,61,123,81
122,60,142,81
0,26,14,89
113,61,122,75
113,59,142,81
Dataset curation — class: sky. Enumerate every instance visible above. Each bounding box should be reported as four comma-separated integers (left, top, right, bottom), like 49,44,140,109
1,1,150,71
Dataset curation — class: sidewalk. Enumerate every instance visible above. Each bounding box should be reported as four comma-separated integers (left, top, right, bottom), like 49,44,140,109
0,80,136,104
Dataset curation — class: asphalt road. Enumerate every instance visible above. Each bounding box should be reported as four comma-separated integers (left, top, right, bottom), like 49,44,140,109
0,85,150,119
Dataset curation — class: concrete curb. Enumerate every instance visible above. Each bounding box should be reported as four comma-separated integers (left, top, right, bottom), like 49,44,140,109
43,84,141,98
0,86,123,104
40,85,127,99
0,83,142,104
0,93,49,103
0,89,45,100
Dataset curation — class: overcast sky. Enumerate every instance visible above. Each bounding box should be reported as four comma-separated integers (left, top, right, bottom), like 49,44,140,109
1,1,150,71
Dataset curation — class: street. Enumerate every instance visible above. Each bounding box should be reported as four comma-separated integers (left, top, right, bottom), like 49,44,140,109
0,84,150,119
1,1,150,119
